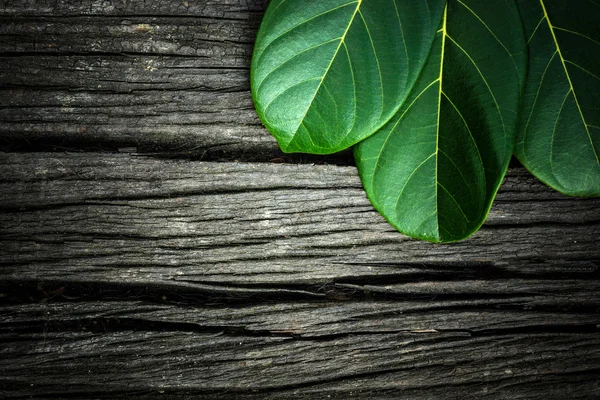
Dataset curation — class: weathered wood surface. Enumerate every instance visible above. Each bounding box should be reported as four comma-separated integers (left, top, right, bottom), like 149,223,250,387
1,154,599,291
1,0,600,398
2,316,599,399
1,153,599,398
0,0,276,156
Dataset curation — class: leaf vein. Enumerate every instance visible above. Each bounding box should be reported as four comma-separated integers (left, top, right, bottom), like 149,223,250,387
392,0,410,71
527,16,546,44
553,26,600,48
441,91,486,194
438,148,472,195
540,0,599,166
437,182,470,222
357,9,384,122
256,37,341,92
370,79,440,193
338,42,358,144
446,34,507,142
520,51,558,147
565,60,600,82
393,153,437,212
322,84,340,120
456,0,522,82
288,0,363,147
255,1,360,69
549,89,573,172
263,77,321,114
434,6,448,239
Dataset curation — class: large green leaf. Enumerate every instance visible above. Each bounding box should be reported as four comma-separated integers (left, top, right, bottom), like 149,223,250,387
516,0,600,196
354,0,526,243
250,0,445,154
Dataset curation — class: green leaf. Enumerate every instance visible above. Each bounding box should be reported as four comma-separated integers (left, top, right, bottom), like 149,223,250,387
515,0,600,196
250,0,445,154
354,0,526,243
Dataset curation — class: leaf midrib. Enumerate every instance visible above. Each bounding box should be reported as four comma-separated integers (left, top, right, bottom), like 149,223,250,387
254,0,360,90
286,0,362,148
434,5,448,241
540,0,600,166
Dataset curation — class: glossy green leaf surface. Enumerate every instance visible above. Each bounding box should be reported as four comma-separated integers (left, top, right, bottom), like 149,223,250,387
251,0,445,154
516,0,600,196
355,0,526,243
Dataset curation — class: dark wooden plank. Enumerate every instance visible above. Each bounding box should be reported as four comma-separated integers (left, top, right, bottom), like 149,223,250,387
2,300,600,398
0,55,270,154
1,328,599,399
0,16,256,58
3,300,600,338
0,0,270,18
1,153,598,300
0,1,274,154
0,155,598,398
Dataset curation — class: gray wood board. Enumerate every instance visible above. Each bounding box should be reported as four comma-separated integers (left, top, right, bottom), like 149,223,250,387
4,302,600,399
0,0,270,17
0,152,599,399
0,1,278,155
1,0,600,398
1,153,599,294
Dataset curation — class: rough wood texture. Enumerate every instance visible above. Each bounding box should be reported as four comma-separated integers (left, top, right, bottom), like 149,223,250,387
1,154,599,290
0,0,270,17
2,329,598,399
1,153,599,398
2,324,600,399
1,0,600,399
0,1,275,155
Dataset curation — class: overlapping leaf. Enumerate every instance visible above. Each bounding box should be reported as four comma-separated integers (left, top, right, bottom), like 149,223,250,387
354,0,526,242
251,0,445,154
516,0,600,196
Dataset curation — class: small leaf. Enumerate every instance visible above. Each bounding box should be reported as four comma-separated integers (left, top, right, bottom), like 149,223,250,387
355,0,526,242
516,0,600,196
251,0,445,154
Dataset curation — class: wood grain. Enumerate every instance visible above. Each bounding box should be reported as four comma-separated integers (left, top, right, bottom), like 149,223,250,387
1,153,598,294
0,0,270,18
2,325,599,399
0,1,274,155
1,154,599,399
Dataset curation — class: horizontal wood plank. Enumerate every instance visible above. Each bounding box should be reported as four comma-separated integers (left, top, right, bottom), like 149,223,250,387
1,328,599,399
1,153,598,298
0,1,273,154
3,300,600,338
2,298,600,398
0,16,257,58
0,0,270,18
